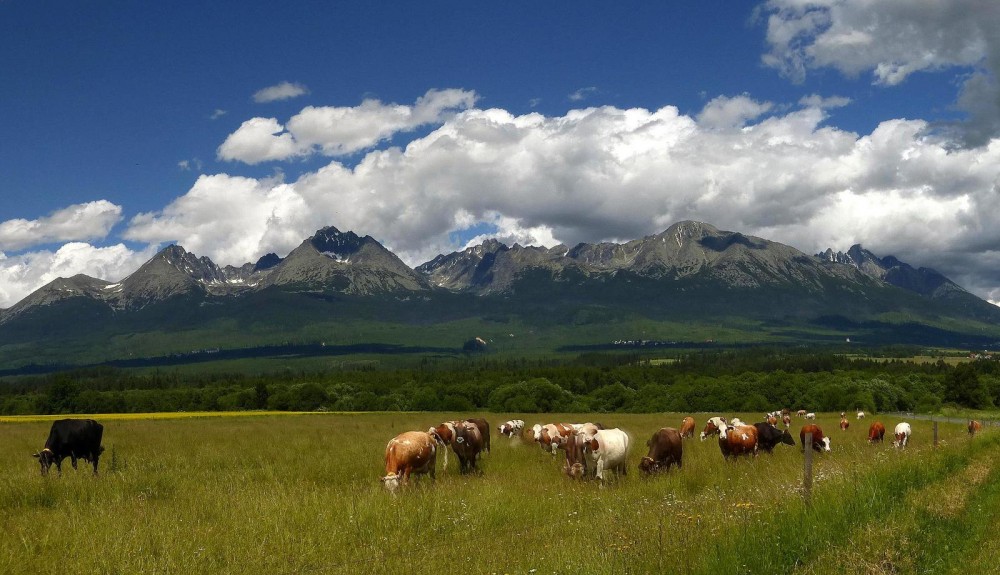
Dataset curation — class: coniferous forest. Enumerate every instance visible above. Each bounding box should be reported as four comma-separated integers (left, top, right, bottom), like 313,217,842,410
2,348,998,416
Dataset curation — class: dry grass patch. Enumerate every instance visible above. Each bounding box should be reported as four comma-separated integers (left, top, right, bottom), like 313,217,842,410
909,455,994,519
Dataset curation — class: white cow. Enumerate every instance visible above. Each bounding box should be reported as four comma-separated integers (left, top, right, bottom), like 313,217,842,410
857,411,866,420
805,412,816,420
579,428,629,481
893,422,912,448
498,419,525,438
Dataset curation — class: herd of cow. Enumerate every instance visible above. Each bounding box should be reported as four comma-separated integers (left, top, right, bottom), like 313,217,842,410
380,411,989,493
23,413,986,489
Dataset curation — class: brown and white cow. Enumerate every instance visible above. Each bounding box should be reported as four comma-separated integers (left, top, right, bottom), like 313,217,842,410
800,424,831,452
893,422,911,448
700,416,728,441
639,427,683,473
868,421,886,443
498,419,525,438
537,423,576,454
796,409,807,417
840,416,850,431
382,431,437,492
679,416,696,439
969,419,983,436
718,423,758,459
781,414,792,428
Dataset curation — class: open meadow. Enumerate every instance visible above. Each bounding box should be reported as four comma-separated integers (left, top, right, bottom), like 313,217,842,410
2,412,998,574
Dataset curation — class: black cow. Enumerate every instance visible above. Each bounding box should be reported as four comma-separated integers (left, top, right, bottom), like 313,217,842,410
754,422,795,453
32,419,105,476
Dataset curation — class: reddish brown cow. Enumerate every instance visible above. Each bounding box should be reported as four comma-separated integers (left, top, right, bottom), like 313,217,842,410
781,414,792,428
719,424,758,459
451,421,484,474
800,424,831,452
563,433,587,479
840,417,850,431
868,421,886,443
639,427,683,473
430,419,487,471
969,420,983,436
679,417,696,439
382,431,437,492
465,417,491,453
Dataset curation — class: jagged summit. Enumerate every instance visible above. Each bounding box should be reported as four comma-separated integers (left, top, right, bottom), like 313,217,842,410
818,245,963,298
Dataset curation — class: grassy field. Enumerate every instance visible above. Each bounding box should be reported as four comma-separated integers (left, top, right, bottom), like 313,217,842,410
1,412,997,574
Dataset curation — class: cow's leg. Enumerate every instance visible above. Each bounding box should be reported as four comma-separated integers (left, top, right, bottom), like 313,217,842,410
92,453,100,475
402,467,412,486
596,457,605,480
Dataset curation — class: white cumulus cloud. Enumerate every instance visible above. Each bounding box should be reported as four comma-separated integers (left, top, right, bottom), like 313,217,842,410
253,81,310,103
0,201,123,252
217,88,478,164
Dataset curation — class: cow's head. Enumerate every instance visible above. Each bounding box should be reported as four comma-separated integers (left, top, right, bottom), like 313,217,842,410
381,472,401,493
779,430,795,446
820,437,831,452
638,456,658,474
429,422,455,446
531,424,543,442
700,417,725,441
32,448,55,476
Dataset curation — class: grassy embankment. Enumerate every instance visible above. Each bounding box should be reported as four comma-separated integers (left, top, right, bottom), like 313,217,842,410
1,412,996,574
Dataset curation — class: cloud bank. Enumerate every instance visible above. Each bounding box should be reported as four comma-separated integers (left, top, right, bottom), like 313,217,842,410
0,201,122,252
760,0,1000,146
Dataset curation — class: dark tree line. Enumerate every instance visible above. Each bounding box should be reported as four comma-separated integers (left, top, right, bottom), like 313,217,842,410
2,349,998,415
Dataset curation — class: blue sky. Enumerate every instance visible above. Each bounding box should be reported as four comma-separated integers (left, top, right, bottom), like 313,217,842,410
2,0,1000,308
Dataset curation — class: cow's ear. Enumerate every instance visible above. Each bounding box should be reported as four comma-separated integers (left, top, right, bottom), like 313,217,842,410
589,439,599,451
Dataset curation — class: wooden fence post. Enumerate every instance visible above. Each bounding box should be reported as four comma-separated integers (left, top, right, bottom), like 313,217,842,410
803,432,813,508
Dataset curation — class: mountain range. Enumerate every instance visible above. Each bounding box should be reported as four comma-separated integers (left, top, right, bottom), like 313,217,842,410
1,221,998,371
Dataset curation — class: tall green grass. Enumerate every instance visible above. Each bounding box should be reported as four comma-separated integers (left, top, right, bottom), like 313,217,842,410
0,412,994,574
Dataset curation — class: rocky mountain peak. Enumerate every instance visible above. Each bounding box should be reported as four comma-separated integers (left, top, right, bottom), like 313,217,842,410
310,227,365,262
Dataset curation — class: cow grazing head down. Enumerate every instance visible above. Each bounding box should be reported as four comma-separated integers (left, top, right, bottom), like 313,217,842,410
800,425,830,453
868,422,886,443
33,418,105,476
32,448,57,476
